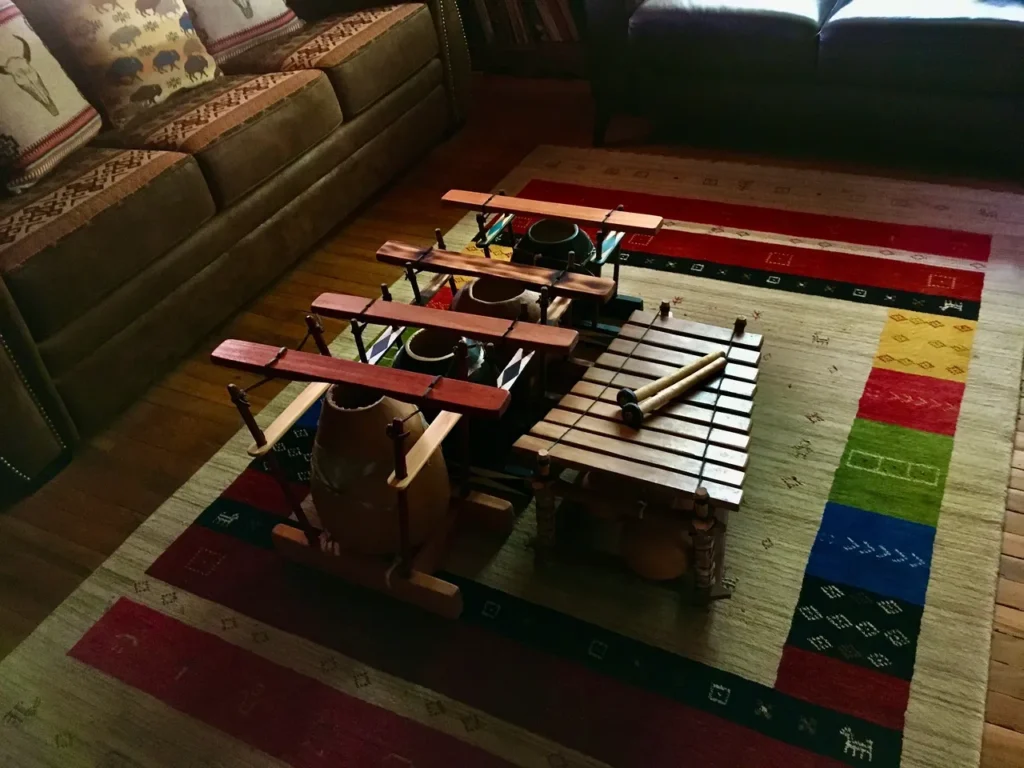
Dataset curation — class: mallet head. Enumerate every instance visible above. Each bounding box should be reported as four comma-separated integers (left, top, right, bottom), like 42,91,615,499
621,401,644,428
616,387,638,406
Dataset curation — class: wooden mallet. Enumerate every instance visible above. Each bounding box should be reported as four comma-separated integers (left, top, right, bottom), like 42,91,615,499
618,350,726,428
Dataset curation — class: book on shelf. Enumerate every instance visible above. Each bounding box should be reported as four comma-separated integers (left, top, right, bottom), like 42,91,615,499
467,0,580,47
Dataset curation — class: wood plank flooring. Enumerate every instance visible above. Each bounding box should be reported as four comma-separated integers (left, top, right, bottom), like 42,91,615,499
2,76,1022,767
985,373,1024,766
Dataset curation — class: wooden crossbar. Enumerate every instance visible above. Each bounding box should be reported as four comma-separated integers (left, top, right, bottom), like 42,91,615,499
441,190,664,234
211,340,510,418
311,293,579,355
376,241,616,302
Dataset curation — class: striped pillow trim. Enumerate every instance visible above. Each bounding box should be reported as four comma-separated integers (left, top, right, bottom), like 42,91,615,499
206,11,303,62
6,111,103,193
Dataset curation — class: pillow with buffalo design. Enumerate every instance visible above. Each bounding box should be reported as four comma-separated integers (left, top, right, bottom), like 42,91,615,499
0,0,101,192
46,0,216,128
183,0,302,63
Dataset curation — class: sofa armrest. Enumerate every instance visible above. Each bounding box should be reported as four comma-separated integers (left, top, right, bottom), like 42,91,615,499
428,0,471,124
0,280,76,494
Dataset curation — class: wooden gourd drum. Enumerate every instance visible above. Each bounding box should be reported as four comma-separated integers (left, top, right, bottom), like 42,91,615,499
310,384,450,555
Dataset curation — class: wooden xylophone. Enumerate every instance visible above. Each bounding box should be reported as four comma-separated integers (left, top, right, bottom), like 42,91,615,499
514,304,762,603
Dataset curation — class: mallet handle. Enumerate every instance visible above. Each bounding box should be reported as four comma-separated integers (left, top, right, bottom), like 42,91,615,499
634,350,724,402
638,356,727,417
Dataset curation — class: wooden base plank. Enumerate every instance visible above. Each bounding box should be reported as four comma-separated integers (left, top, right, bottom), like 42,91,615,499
982,723,1024,768
1007,511,1024,537
999,578,1024,611
986,691,1024,735
1006,533,1024,560
272,524,463,619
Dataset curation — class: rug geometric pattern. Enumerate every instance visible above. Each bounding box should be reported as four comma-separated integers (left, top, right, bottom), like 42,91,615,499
1,147,1021,768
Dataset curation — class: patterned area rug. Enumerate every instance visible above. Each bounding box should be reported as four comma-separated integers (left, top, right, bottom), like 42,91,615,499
3,147,1023,768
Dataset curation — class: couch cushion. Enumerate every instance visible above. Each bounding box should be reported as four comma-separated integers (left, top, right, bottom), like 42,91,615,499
820,0,1024,95
0,0,102,193
40,0,218,128
102,70,341,207
0,147,214,340
628,0,834,78
224,4,437,117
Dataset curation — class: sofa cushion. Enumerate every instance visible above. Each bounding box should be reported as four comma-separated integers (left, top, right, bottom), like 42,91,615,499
42,0,217,128
0,147,214,340
224,4,437,117
628,0,834,79
0,0,102,193
820,0,1024,95
102,70,341,206
184,0,304,63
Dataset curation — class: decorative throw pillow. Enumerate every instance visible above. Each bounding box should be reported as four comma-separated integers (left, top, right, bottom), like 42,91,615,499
46,0,217,128
184,0,302,63
0,0,102,193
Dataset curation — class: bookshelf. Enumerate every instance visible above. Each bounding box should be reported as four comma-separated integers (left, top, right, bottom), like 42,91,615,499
456,0,587,77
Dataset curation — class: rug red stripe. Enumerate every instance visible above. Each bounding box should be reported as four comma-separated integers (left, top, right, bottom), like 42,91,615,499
857,368,965,436
775,645,909,730
147,526,847,767
511,212,982,300
70,598,515,768
519,179,991,262
221,467,307,517
633,229,983,300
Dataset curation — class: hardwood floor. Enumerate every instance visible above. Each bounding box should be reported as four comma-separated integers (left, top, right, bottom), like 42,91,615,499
2,76,1022,767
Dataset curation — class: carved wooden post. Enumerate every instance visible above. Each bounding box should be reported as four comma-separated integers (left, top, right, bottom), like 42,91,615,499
533,451,556,559
691,486,716,605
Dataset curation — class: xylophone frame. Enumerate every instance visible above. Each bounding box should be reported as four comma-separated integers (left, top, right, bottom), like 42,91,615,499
515,304,763,606
215,279,579,619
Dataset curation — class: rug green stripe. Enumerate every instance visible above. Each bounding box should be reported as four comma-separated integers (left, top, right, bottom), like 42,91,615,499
828,418,953,527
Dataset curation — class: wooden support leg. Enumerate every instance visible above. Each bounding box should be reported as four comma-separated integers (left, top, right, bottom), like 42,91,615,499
304,315,331,356
405,265,422,305
351,320,368,363
532,451,557,559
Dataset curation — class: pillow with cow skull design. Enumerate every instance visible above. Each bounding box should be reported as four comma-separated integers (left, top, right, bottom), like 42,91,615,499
183,0,302,63
0,0,102,192
43,0,216,128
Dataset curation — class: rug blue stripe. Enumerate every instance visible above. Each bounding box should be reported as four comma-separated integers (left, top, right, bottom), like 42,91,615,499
805,502,935,606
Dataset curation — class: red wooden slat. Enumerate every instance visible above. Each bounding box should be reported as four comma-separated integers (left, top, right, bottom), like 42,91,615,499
311,293,579,354
375,241,615,301
211,340,509,418
441,190,664,234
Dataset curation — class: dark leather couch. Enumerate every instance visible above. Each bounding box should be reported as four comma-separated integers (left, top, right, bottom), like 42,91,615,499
586,0,1024,165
